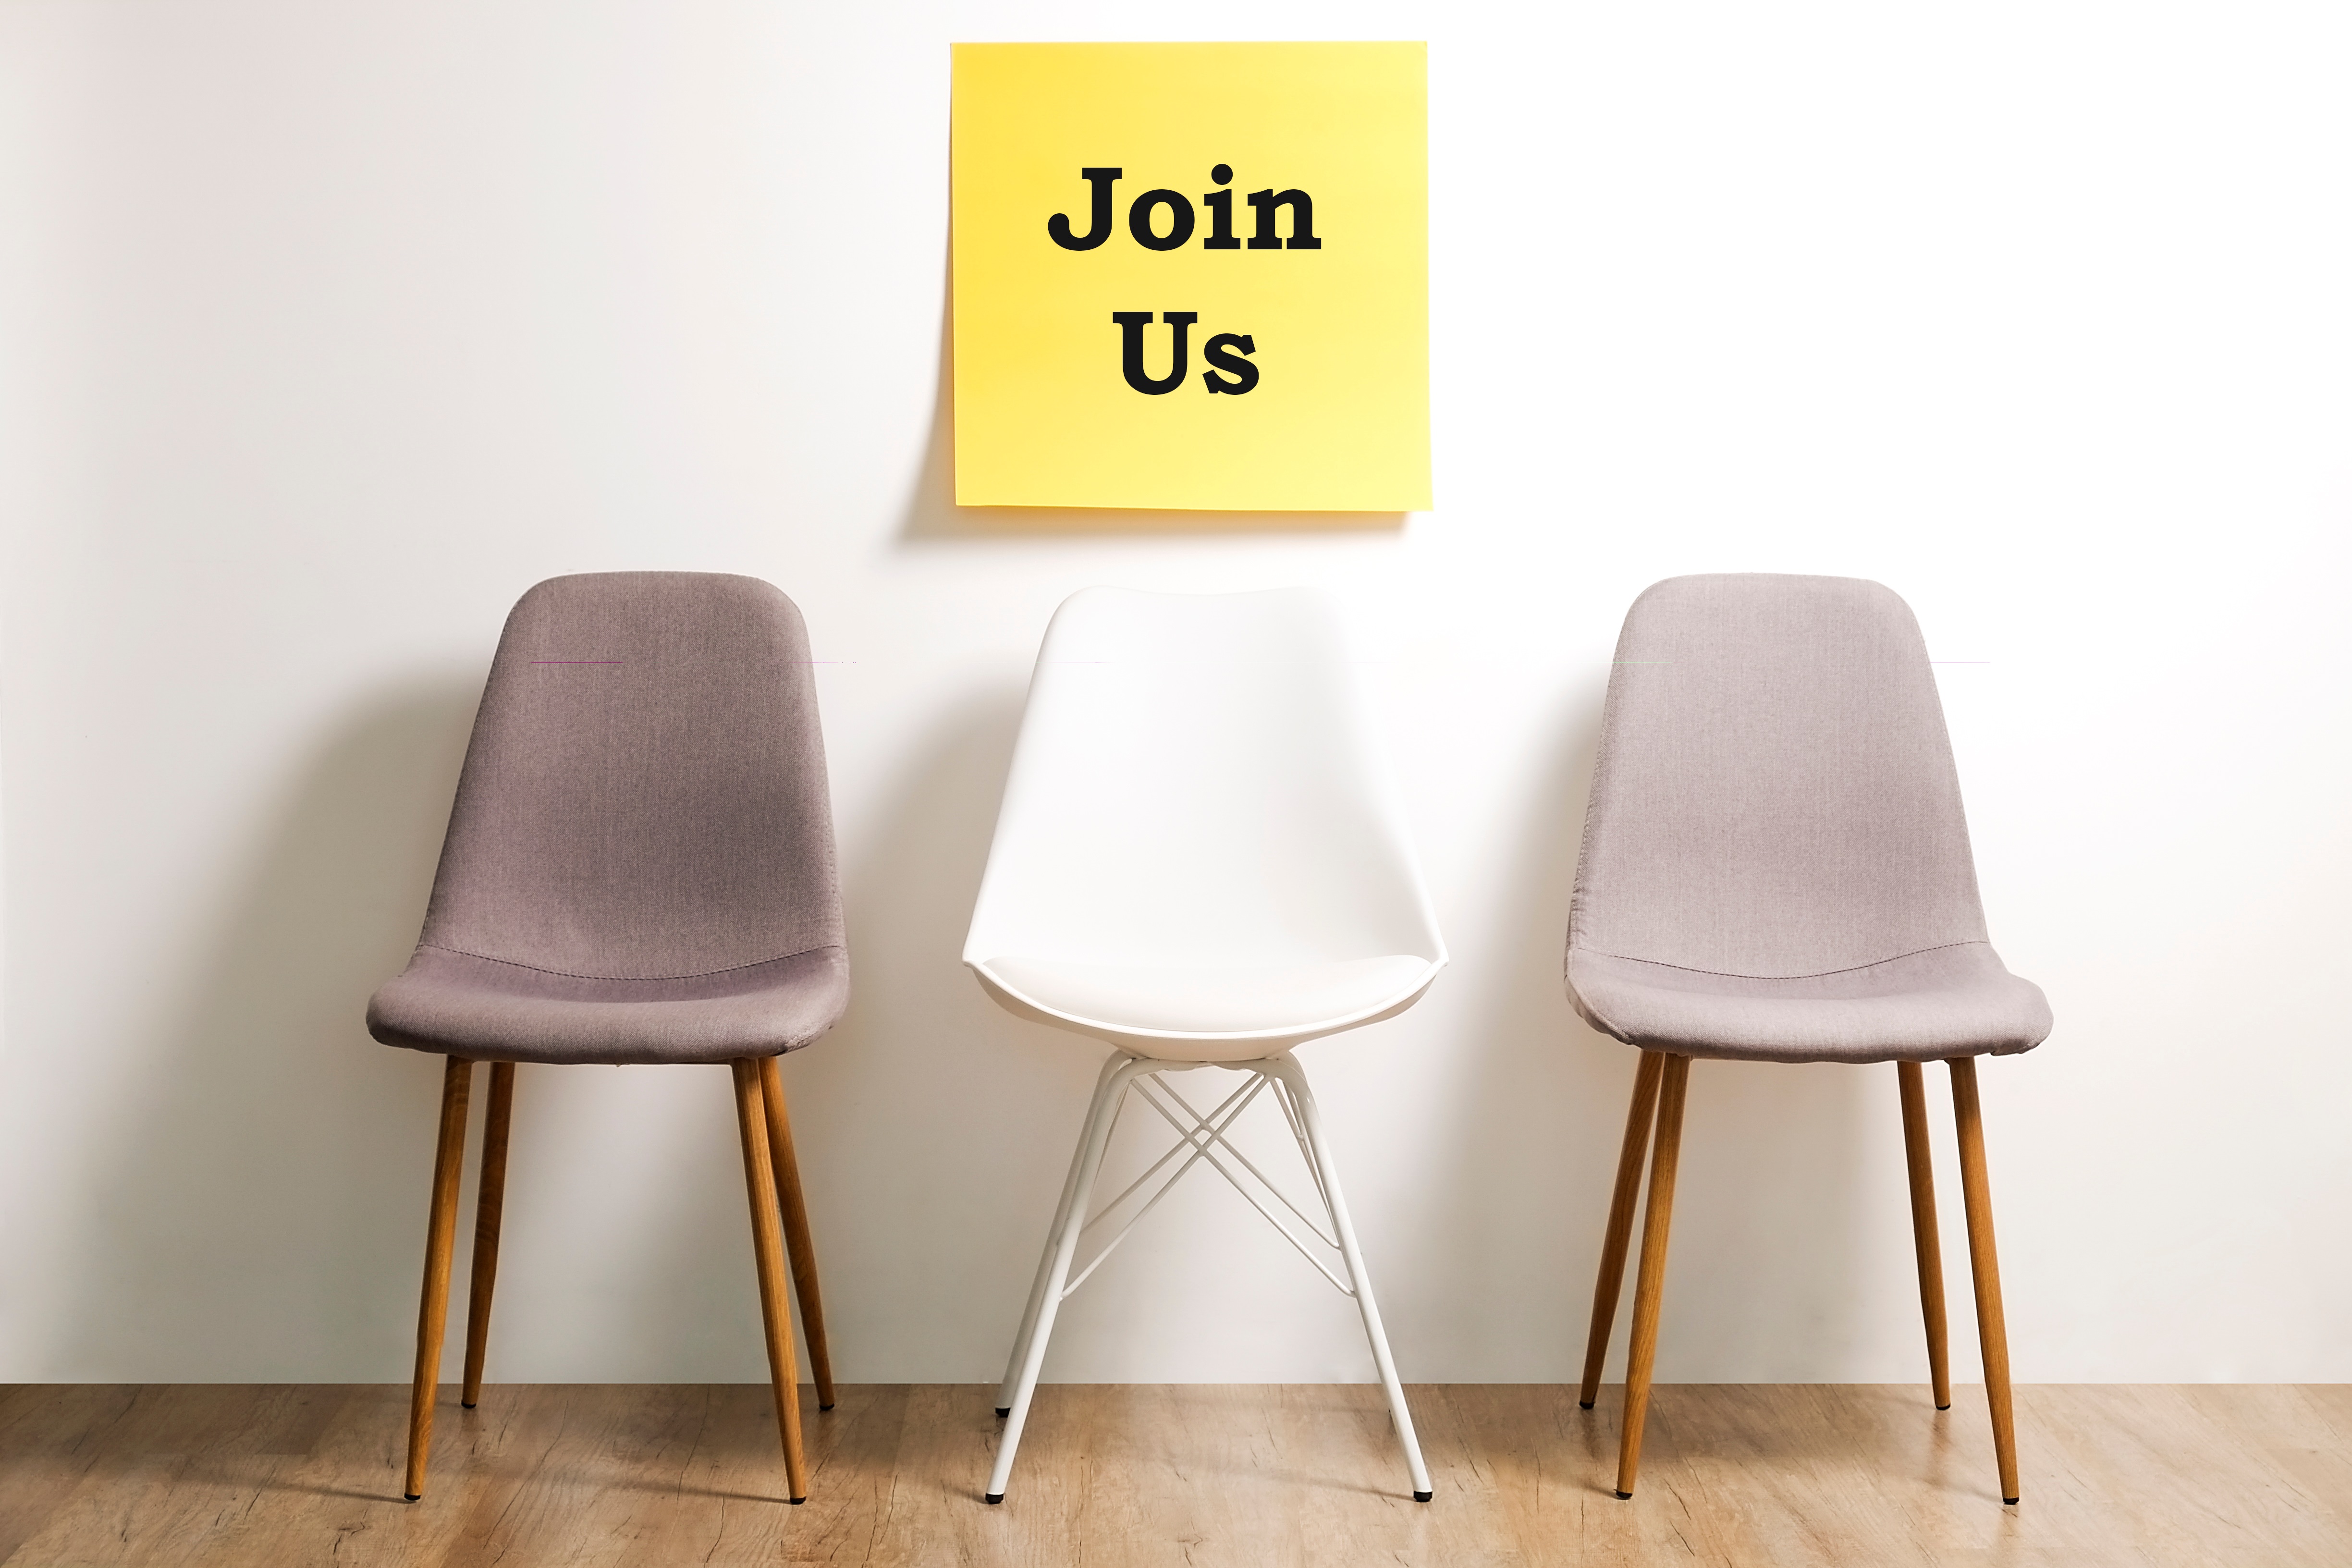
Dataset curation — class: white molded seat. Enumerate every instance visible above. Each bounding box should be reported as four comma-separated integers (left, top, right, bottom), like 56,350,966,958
964,585,1446,1059
966,586,1445,1505
975,955,1436,1046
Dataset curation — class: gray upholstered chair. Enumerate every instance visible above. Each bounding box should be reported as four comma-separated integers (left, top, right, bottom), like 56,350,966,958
368,572,848,1505
1568,574,2050,1506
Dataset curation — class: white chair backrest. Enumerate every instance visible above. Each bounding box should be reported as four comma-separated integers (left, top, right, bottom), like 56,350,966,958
965,588,1444,972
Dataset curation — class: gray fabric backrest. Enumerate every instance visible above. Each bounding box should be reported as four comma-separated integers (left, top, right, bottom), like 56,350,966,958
1570,574,1987,979
418,572,844,980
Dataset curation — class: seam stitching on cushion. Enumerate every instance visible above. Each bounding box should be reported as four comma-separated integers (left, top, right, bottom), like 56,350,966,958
1572,939,1988,983
418,943,842,983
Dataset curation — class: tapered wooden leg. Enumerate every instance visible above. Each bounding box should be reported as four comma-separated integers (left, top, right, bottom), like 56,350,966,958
1948,1056,2020,1504
460,1061,515,1409
1616,1053,1690,1499
405,1056,473,1501
1580,1051,1666,1408
759,1054,835,1411
1897,1061,1952,1410
733,1059,809,1503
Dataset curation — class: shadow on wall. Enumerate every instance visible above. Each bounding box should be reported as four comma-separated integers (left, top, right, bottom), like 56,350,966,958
55,677,483,1379
895,257,1406,540
1398,689,1882,1383
49,672,812,1384
45,651,1891,1384
771,686,1108,1378
772,685,1105,1381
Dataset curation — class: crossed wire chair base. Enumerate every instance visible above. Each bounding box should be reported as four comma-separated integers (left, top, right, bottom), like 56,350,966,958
988,1049,1433,1505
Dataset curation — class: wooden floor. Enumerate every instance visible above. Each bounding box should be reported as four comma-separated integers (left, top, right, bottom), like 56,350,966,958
3,1382,2349,1566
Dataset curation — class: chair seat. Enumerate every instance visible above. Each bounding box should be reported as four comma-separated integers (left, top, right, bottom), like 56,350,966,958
367,945,850,1065
974,954,1435,1054
1566,942,2051,1065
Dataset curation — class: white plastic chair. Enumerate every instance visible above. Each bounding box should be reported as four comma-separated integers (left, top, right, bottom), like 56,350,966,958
966,586,1446,1504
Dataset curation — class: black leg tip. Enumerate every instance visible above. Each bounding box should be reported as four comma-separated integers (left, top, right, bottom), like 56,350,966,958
994,1408,1010,1418
819,1403,835,1412
1413,1490,1433,1503
404,1494,421,1503
984,1493,1004,1505
1936,1403,1951,1411
1615,1490,1633,1500
460,1401,476,1409
1578,1401,1594,1410
789,1496,806,1506
2004,1497,2019,1506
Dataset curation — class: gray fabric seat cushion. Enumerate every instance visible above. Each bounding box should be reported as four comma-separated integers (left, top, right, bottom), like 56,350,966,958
1566,574,2050,1065
368,572,849,1066
1567,943,2050,1064
368,946,849,1065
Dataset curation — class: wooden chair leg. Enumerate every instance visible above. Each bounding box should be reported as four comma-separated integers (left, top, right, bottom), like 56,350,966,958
460,1061,515,1409
1616,1053,1691,1499
1580,1051,1666,1407
1948,1056,2020,1505
759,1054,836,1411
405,1056,473,1501
1897,1061,1952,1410
733,1060,809,1503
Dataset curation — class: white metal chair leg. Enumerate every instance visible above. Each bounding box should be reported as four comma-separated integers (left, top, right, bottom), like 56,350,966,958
987,1054,1154,1503
1267,1053,1433,1501
997,1051,1130,1415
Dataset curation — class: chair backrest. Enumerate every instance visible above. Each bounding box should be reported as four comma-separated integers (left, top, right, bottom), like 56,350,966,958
418,572,843,980
965,587,1444,970
1571,574,1987,978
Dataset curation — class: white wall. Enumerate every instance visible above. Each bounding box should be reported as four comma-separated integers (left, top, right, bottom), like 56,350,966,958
2,0,2347,1387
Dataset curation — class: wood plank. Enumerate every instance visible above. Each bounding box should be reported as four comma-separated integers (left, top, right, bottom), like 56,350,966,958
0,1384,144,1562
2,1384,2348,1566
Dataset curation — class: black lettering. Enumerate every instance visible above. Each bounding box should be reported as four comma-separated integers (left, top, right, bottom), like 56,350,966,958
1201,333,1258,394
1127,190,1195,251
1202,163,1238,249
1246,188,1322,250
1112,311,1197,394
1048,168,1122,251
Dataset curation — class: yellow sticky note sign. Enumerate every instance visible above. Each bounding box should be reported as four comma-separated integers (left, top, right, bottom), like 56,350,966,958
951,42,1430,513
